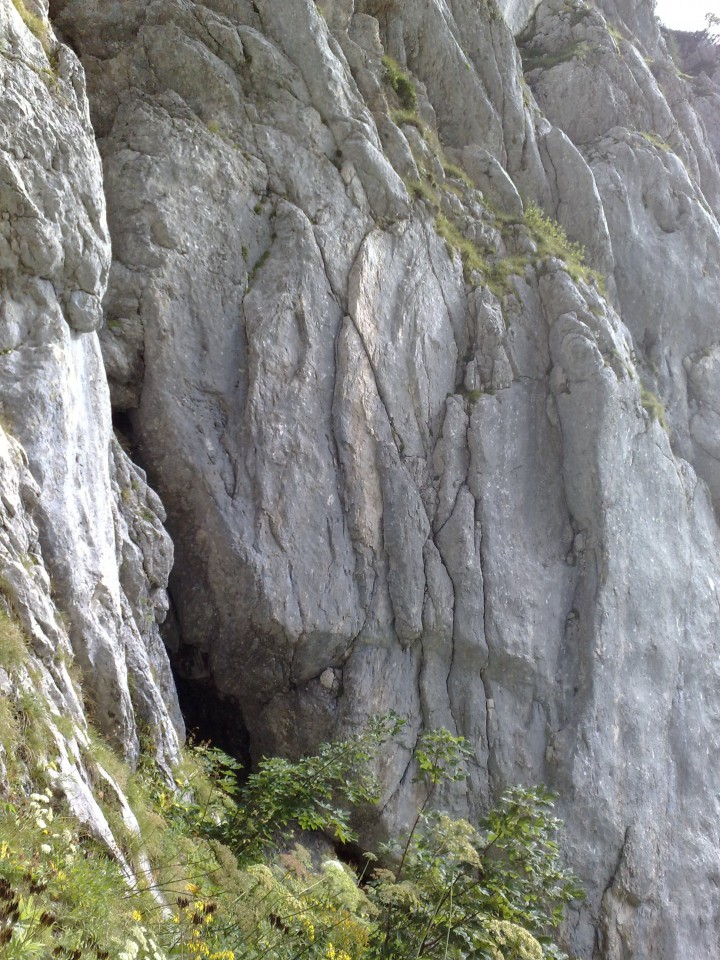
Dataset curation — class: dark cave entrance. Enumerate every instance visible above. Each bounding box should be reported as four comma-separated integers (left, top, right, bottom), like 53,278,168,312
112,411,252,769
171,659,252,770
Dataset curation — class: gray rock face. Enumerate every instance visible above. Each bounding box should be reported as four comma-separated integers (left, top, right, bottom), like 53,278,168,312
519,0,720,505
4,0,720,957
499,0,543,34
0,0,182,769
0,423,169,896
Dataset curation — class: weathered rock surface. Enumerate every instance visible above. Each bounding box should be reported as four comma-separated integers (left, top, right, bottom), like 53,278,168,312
0,0,182,771
4,0,720,957
0,422,163,889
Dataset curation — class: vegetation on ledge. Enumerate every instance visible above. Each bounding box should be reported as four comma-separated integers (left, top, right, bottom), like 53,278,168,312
0,702,583,960
1,596,581,959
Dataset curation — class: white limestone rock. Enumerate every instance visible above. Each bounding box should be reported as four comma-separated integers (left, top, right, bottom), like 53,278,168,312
29,0,720,956
0,2,181,769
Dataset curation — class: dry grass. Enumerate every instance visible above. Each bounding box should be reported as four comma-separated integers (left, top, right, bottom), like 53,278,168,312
10,0,53,57
0,605,28,672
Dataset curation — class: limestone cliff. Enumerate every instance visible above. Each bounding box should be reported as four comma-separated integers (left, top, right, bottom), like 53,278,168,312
0,0,182,866
2,0,720,956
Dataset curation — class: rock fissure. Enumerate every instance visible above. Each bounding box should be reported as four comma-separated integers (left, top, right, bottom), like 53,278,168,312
3,0,720,955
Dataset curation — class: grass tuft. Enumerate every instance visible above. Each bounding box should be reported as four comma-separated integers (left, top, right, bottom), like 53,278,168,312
640,385,669,432
636,131,672,153
407,178,440,209
524,202,606,291
382,55,417,112
442,161,473,187
391,108,427,135
10,0,53,57
434,214,486,282
0,606,28,673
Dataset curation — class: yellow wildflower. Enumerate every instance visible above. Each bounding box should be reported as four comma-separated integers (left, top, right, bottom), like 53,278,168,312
188,942,210,956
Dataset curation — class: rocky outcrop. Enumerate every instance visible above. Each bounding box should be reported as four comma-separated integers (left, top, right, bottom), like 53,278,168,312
3,0,720,956
0,425,161,891
0,0,182,773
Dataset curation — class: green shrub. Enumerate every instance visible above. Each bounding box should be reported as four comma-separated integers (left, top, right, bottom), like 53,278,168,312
524,203,582,260
524,202,605,291
363,732,582,960
434,214,486,282
408,178,441,209
485,255,531,296
433,215,529,296
1,711,583,960
0,792,136,958
153,725,582,960
382,56,417,112
157,714,405,867
604,20,626,47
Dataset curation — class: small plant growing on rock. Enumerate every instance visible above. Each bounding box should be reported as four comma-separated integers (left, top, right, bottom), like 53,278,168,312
636,131,672,153
524,203,583,261
0,607,28,673
390,109,427,134
640,385,669,432
9,0,53,58
524,202,605,291
382,55,417,112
